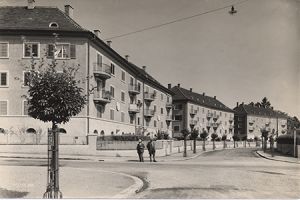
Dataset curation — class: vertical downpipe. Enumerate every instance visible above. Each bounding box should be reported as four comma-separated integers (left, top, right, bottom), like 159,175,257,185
87,41,90,138
142,81,145,136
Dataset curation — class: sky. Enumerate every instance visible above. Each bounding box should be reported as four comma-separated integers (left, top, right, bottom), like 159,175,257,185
1,0,299,117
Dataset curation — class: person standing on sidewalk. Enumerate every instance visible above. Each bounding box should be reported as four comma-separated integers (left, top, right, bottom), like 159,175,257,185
147,139,157,162
136,139,145,162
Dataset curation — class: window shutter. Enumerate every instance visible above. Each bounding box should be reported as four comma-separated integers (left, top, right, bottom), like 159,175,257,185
0,43,8,58
70,44,76,59
47,44,54,58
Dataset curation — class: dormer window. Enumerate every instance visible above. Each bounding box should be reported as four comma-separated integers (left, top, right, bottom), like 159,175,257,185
49,22,59,28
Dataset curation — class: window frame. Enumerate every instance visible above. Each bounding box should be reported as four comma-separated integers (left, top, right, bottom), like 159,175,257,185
22,71,31,87
0,42,9,58
110,85,115,99
54,43,71,59
0,71,9,87
110,62,116,76
121,70,126,82
121,90,125,103
22,100,29,116
0,100,8,116
23,42,40,58
110,108,115,121
121,111,125,122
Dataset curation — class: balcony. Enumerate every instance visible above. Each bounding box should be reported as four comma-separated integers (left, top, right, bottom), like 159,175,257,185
229,125,234,130
213,114,219,121
166,115,172,122
229,117,234,123
128,84,140,95
281,124,286,128
206,122,212,127
190,109,197,116
212,122,219,129
128,104,140,114
207,113,213,119
93,63,112,80
248,119,255,125
144,109,155,117
281,130,286,134
93,90,111,104
166,102,173,109
265,121,271,126
190,120,197,126
144,92,156,102
248,126,254,131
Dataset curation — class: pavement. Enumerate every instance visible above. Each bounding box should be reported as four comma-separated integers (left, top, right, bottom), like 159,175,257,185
256,149,299,164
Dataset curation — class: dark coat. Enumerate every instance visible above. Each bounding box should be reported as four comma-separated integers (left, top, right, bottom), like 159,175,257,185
147,141,156,154
136,142,145,153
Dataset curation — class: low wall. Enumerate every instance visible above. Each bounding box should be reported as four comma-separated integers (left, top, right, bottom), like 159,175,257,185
96,140,164,150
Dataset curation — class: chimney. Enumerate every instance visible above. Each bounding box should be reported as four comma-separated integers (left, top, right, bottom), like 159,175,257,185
203,93,205,96
27,0,35,9
125,55,129,61
214,96,216,99
168,84,171,89
190,88,193,92
142,66,146,71
177,83,180,88
94,30,101,38
106,41,112,47
64,5,74,18
236,102,239,107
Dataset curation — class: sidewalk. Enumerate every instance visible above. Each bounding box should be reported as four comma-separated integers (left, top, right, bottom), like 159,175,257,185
256,150,299,164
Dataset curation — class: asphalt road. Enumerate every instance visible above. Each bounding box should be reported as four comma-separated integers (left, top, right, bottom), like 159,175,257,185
0,148,299,198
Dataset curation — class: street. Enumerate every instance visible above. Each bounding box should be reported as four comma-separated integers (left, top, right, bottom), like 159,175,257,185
0,148,299,198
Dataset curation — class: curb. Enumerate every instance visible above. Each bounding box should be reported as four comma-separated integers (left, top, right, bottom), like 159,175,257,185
255,151,299,164
71,167,143,198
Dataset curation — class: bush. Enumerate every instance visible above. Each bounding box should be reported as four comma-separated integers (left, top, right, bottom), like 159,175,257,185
277,134,300,145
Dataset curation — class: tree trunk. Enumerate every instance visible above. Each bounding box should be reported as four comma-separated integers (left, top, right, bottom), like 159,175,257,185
193,139,196,154
183,137,187,157
234,140,236,148
202,140,206,151
213,140,215,150
223,140,226,149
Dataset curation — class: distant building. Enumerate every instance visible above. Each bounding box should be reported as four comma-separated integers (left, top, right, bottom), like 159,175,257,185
170,84,234,140
233,103,288,140
0,2,173,143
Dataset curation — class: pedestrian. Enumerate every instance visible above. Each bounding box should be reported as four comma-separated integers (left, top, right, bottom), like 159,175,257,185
136,139,145,162
147,139,157,162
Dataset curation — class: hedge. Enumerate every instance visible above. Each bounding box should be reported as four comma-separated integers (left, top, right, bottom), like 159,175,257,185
277,134,300,145
97,135,151,141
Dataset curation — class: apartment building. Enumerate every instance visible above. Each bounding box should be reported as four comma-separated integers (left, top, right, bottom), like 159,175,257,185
233,103,288,140
170,84,234,140
0,2,173,143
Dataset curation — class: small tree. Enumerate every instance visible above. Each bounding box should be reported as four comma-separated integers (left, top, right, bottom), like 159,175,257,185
181,129,190,157
190,129,199,154
211,133,218,150
261,128,269,152
232,135,238,148
242,135,247,148
254,136,259,147
221,134,227,149
200,129,208,151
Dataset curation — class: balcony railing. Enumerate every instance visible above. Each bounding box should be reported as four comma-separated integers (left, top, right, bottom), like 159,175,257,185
190,120,197,126
144,92,156,101
166,115,172,121
93,90,111,104
212,122,219,128
128,84,140,95
213,114,219,121
93,63,112,79
128,104,140,113
190,109,197,115
229,116,234,123
206,122,213,127
248,126,254,131
166,102,173,109
229,125,234,129
207,113,213,119
144,109,155,117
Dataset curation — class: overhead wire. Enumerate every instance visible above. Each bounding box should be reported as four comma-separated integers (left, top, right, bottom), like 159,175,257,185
104,0,249,40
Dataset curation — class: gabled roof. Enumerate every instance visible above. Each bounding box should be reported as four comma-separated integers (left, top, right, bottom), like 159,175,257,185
171,86,234,113
0,6,86,31
233,104,288,119
0,6,173,95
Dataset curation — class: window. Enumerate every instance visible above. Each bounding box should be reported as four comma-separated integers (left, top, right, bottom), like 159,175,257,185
202,108,204,113
121,112,125,122
121,71,126,82
110,109,114,120
0,72,8,87
96,105,103,118
174,126,180,132
161,108,164,114
161,93,164,100
137,117,140,125
47,44,75,59
220,112,222,116
174,115,182,121
121,91,125,102
110,86,115,98
23,100,29,115
24,43,39,58
167,96,170,103
0,101,8,115
146,120,150,126
154,120,157,127
23,71,31,87
138,82,141,91
130,116,134,124
202,118,205,123
161,122,163,128
111,63,115,75
154,105,157,112
0,42,8,58
225,113,227,118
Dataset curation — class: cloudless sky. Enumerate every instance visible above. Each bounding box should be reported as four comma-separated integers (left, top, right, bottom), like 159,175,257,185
1,0,299,117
